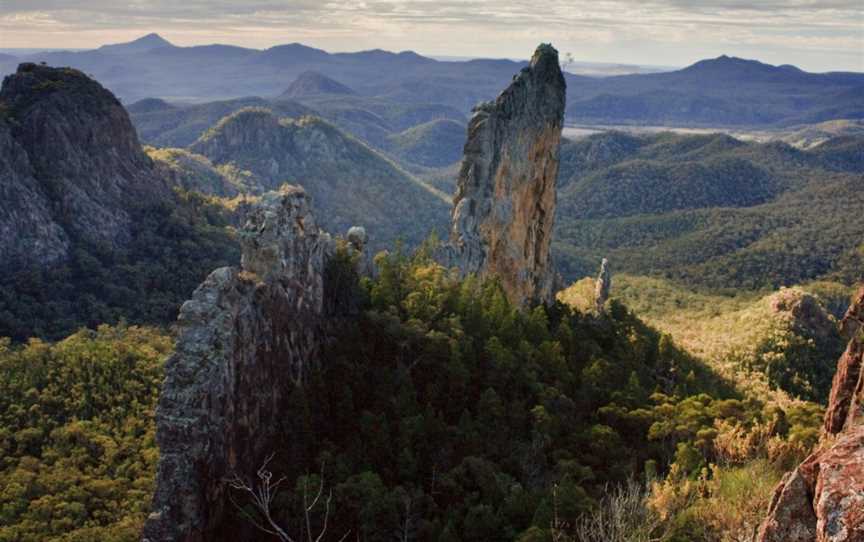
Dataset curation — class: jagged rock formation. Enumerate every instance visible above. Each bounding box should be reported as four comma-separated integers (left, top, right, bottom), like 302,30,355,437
440,43,566,307
142,186,341,542
758,287,864,541
189,107,449,247
0,63,168,268
594,258,611,313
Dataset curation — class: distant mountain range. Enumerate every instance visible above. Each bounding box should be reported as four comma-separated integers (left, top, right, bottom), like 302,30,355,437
2,34,861,128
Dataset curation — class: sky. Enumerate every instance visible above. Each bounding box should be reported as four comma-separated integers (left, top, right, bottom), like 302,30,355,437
0,1,862,72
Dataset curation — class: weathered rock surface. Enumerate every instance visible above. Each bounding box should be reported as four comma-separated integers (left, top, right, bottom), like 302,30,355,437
0,63,169,268
142,186,373,542
440,43,566,307
594,258,611,312
758,286,864,542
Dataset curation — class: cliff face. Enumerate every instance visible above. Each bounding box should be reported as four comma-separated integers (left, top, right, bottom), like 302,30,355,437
0,63,168,268
142,187,340,542
442,43,566,307
0,121,70,265
758,287,864,541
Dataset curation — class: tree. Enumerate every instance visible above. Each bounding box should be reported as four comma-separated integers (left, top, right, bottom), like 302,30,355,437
226,455,348,542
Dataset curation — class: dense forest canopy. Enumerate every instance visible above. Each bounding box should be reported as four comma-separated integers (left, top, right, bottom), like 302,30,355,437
0,250,825,541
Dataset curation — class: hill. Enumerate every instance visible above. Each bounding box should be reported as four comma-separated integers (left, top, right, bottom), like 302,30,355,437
97,32,175,55
128,96,315,148
146,147,245,197
189,107,450,246
569,56,864,127
385,118,466,167
128,93,466,154
3,36,859,128
0,64,238,341
553,132,864,290
778,119,864,148
561,274,848,403
279,70,356,98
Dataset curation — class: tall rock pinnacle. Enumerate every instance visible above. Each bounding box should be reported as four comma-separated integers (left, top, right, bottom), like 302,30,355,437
594,258,611,313
444,43,566,307
142,186,338,542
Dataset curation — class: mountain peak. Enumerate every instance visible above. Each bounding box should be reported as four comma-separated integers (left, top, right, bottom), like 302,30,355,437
679,55,809,82
279,71,356,99
98,33,175,54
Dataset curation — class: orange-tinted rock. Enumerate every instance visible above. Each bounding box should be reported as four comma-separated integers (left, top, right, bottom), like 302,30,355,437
758,286,864,542
442,43,566,307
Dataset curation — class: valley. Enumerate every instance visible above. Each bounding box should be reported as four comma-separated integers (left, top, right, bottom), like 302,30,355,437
0,26,863,542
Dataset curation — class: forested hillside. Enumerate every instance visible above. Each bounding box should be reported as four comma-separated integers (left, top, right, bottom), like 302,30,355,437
0,250,824,541
554,132,864,290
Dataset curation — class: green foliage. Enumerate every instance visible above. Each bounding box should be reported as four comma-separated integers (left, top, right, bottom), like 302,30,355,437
0,189,239,341
0,325,170,542
555,132,864,290
575,274,847,404
250,249,738,540
189,108,451,249
385,118,466,168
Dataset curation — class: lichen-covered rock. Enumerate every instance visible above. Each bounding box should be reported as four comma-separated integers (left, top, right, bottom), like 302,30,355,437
759,467,818,542
812,426,864,540
142,186,335,542
441,43,566,307
758,286,864,542
0,63,169,269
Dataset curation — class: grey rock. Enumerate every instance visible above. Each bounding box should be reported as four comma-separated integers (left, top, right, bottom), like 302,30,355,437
595,258,611,313
142,186,336,542
347,225,367,251
440,44,566,308
0,63,170,269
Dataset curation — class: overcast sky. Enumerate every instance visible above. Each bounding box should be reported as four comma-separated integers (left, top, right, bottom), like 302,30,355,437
0,1,861,71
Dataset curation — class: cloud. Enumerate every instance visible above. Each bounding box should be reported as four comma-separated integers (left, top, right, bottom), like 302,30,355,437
0,0,861,71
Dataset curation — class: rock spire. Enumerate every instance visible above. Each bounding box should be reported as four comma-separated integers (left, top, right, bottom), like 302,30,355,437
441,43,566,307
142,186,338,542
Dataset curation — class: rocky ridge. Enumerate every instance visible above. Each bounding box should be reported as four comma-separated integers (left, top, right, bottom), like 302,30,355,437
0,63,169,268
758,287,864,541
142,186,345,541
439,43,566,307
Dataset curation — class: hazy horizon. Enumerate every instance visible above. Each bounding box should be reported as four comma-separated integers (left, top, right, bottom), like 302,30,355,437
0,1,861,73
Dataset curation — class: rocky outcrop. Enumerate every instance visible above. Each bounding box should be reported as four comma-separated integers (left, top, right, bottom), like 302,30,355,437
142,186,339,542
758,287,864,542
440,43,566,307
0,63,169,269
594,258,611,313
